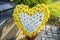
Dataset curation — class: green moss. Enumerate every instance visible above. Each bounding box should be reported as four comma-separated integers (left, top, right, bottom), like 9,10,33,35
10,0,52,7
47,1,60,18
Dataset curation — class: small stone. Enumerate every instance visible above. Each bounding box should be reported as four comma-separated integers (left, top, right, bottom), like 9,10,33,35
52,26,57,31
53,33,58,37
46,29,51,33
46,38,50,40
46,25,51,29
41,34,47,37
50,38,54,40
53,36,58,39
47,33,52,37
58,34,60,37
41,31,46,35
52,30,57,34
42,37,46,40
58,31,60,34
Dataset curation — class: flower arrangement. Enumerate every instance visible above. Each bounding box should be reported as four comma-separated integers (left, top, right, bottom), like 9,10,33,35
13,4,50,37
13,4,50,16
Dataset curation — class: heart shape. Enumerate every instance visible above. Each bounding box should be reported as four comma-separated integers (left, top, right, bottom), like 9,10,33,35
13,4,50,37
20,12,44,33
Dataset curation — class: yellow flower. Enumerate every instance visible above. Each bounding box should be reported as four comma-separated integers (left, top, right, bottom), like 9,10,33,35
16,5,20,8
41,4,45,8
46,10,50,18
36,4,41,8
22,9,25,12
21,9,28,13
47,10,50,14
14,8,19,14
23,6,29,13
29,9,33,13
17,9,21,13
32,7,37,13
24,5,29,9
41,8,45,12
33,7,36,9
33,10,36,14
24,9,28,13
45,6,49,10
36,8,41,12
20,5,25,9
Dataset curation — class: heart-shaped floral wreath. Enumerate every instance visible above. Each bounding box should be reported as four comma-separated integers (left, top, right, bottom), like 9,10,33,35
13,4,50,37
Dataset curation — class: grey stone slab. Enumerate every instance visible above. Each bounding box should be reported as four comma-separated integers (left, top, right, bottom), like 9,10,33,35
0,4,13,11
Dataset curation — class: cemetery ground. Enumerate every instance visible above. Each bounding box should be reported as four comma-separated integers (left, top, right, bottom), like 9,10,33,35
0,17,60,40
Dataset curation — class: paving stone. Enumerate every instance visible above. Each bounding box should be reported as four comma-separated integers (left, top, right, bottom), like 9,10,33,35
58,30,60,34
53,36,58,39
46,29,51,33
41,37,46,40
47,33,53,37
52,26,57,31
52,38,57,40
35,25,60,40
41,34,47,37
58,38,60,40
52,30,57,34
45,25,51,30
45,38,50,40
41,31,46,34
58,34,60,37
53,33,58,37
50,38,55,40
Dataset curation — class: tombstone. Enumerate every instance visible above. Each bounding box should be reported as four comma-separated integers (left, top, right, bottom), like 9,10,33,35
0,2,16,26
0,2,16,38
